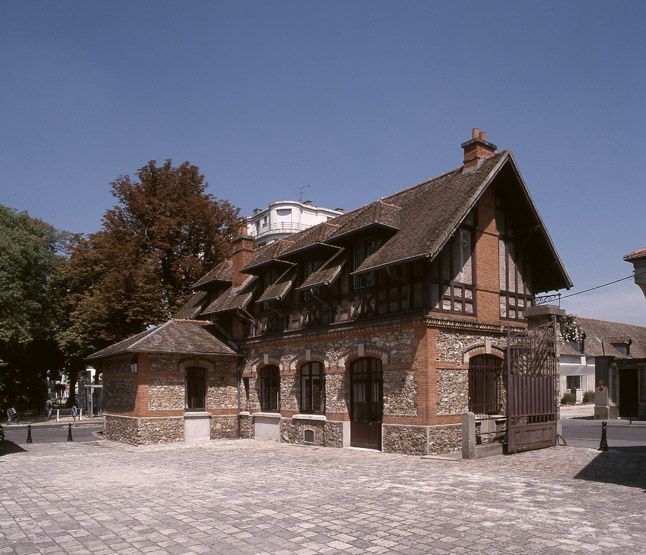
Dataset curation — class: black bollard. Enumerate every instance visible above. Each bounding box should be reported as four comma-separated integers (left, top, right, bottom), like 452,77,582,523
67,423,73,442
598,420,608,451
27,424,33,444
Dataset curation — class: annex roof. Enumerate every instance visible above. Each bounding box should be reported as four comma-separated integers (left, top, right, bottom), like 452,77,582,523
86,319,237,360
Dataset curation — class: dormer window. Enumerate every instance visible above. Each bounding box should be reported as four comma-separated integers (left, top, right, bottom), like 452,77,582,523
302,258,321,301
353,238,382,290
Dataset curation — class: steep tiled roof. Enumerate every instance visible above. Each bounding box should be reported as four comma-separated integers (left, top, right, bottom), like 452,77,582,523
625,247,646,262
192,260,232,289
241,152,525,279
86,319,236,360
201,275,257,315
561,317,646,358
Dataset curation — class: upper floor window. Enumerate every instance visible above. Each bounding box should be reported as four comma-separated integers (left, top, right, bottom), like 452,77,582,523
260,366,280,412
430,221,475,314
300,362,325,414
353,238,382,290
301,258,321,301
497,209,532,320
186,367,206,411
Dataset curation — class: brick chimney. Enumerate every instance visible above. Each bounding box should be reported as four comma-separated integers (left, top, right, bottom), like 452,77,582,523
231,224,254,287
461,128,497,169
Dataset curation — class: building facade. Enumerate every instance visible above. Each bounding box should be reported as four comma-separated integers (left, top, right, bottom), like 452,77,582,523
247,200,343,247
89,129,571,454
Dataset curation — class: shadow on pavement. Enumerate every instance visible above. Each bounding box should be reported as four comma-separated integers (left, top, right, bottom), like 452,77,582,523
0,441,27,456
575,446,646,490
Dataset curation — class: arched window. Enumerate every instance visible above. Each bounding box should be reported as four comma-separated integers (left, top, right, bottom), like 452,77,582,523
300,362,325,414
468,355,503,415
260,366,280,412
186,367,206,411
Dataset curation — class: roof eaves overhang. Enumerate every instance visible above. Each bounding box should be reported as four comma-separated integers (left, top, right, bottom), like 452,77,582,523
278,241,342,260
504,153,573,291
327,222,400,245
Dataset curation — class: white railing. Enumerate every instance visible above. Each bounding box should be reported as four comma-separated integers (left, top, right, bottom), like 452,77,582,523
254,222,310,239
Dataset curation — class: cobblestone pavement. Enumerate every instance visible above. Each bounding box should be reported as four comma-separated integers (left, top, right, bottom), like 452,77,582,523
2,439,645,554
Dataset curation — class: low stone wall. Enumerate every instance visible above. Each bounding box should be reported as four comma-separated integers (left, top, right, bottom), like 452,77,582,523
382,424,428,455
104,415,184,445
281,417,326,446
104,415,139,445
138,417,184,444
324,421,345,448
382,423,463,455
427,424,462,455
211,415,238,439
239,414,254,439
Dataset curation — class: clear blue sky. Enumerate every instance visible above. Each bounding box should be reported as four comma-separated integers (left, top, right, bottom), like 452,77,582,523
1,1,644,324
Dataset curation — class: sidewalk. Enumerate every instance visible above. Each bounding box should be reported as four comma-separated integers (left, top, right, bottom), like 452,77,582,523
560,403,646,426
2,415,103,428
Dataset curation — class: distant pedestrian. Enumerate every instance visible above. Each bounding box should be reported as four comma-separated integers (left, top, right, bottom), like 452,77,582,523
71,405,77,427
47,399,53,419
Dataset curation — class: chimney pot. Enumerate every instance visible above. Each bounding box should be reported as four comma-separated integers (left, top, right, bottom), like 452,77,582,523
461,128,497,170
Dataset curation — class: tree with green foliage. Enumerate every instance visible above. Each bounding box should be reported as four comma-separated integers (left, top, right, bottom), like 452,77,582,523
0,205,66,411
56,160,240,379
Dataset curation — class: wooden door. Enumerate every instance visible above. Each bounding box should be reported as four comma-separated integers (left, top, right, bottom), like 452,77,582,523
350,358,383,449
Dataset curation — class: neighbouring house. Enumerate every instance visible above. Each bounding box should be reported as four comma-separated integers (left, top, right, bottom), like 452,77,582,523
248,200,343,247
559,317,646,406
590,249,646,420
88,128,572,454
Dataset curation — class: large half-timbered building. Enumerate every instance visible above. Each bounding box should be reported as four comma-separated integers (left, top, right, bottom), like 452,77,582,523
88,129,571,454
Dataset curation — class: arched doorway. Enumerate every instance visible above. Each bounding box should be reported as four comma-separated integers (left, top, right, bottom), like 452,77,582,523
350,357,383,449
468,354,503,415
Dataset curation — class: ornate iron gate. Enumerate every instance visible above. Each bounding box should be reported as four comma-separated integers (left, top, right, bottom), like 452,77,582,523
506,319,558,453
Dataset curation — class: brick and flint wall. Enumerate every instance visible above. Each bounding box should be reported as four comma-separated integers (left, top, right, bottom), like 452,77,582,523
102,352,239,445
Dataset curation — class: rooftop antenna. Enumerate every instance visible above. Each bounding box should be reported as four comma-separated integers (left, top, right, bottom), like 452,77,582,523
296,184,310,202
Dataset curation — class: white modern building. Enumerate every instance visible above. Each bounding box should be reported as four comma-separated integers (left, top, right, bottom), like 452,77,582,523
247,200,343,246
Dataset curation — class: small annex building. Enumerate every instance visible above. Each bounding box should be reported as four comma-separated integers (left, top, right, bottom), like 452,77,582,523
88,129,572,455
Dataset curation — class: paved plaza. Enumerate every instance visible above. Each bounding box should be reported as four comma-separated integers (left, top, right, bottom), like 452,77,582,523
2,436,645,554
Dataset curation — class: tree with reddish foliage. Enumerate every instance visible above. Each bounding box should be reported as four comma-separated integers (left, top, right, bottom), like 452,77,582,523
56,160,240,384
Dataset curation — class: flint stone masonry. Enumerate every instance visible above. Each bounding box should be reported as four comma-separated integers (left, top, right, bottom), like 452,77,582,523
428,423,462,455
383,424,428,455
383,370,417,416
239,414,254,439
281,417,326,446
104,415,184,445
138,417,184,444
207,374,238,409
243,328,418,373
325,373,347,414
210,415,238,439
104,415,138,445
103,363,136,412
148,375,184,410
436,330,504,363
323,421,345,448
279,374,298,412
436,368,469,415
